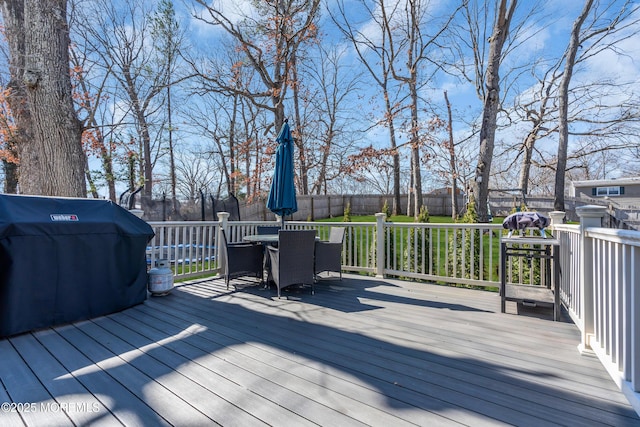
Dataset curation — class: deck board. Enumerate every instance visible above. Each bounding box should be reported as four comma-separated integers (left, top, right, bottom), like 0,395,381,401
117,313,411,427
0,340,65,427
9,332,115,427
35,325,170,426
1,274,639,426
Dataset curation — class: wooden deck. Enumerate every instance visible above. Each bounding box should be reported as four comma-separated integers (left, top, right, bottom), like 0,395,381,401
1,274,639,426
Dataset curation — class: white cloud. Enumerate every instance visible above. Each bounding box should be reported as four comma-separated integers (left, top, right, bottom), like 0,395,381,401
188,0,260,43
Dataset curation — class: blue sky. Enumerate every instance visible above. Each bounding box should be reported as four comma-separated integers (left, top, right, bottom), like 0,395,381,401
81,0,640,198
182,1,640,188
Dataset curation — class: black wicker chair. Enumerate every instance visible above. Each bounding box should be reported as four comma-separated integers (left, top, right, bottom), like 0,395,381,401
267,230,316,298
221,229,264,290
315,227,345,280
257,225,281,235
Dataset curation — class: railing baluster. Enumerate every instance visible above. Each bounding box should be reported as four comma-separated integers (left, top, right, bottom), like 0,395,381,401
631,245,640,392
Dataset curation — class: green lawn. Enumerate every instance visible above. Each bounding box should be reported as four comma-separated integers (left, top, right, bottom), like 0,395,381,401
316,214,504,224
316,214,505,285
319,214,550,289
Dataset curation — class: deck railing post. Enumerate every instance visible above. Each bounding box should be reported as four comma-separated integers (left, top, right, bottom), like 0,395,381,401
549,211,566,313
375,212,386,278
549,211,566,232
217,212,230,276
575,205,606,353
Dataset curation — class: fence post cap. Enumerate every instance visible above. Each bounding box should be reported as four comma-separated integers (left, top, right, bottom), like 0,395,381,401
575,205,607,218
549,211,565,226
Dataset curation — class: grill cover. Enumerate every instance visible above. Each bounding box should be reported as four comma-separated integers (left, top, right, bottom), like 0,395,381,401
0,194,154,337
502,211,551,231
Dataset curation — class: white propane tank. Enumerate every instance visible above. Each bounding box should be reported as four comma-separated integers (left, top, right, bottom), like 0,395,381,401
148,259,173,296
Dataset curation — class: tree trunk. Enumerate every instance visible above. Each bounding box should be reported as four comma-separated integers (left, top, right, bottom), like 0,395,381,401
518,131,536,195
408,69,423,218
85,155,99,199
2,158,18,193
88,128,117,202
518,87,554,196
1,0,34,193
472,0,516,222
291,53,309,196
381,86,402,216
19,0,86,196
123,69,153,200
555,0,593,211
229,93,238,195
168,84,178,214
406,0,422,219
444,91,459,219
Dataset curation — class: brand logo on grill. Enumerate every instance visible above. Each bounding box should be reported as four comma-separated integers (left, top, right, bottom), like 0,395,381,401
50,214,79,221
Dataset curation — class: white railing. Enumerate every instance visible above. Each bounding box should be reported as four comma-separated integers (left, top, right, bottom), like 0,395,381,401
146,221,219,279
146,220,306,279
553,206,640,414
381,221,502,287
553,223,582,327
147,215,509,286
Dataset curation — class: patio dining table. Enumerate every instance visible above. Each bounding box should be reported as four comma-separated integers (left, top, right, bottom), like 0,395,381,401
243,234,280,244
243,233,320,244
242,234,280,287
243,233,319,288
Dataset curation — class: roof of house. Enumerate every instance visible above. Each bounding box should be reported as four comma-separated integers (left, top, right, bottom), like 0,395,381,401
571,176,640,188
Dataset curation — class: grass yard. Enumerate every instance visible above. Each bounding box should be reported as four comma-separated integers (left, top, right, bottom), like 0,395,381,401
316,214,504,224
316,214,506,285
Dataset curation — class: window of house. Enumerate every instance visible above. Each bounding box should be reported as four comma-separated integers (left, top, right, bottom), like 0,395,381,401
593,186,624,196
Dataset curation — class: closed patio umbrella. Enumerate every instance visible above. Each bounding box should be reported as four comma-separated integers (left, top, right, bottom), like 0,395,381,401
267,119,298,225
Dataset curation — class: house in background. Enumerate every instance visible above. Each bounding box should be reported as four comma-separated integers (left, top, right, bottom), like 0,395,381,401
571,176,640,199
571,177,640,227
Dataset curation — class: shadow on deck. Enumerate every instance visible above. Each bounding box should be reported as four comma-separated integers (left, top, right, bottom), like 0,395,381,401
0,274,637,426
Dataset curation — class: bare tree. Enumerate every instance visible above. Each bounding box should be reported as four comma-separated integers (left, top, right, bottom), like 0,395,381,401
182,93,236,196
299,42,360,196
384,0,461,218
331,0,404,214
152,0,186,213
236,94,265,200
171,145,220,201
67,6,119,201
450,1,564,214
190,0,320,135
332,0,461,217
555,0,639,211
492,0,640,199
554,0,593,211
182,65,269,202
1,0,85,196
443,90,460,219
187,0,321,202
471,0,517,222
515,66,561,195
80,0,169,204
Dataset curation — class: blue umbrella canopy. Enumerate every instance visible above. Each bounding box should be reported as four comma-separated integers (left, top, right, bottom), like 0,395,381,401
267,120,298,219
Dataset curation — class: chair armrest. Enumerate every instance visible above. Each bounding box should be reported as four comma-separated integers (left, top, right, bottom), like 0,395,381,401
228,242,259,248
316,241,342,248
315,241,342,253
